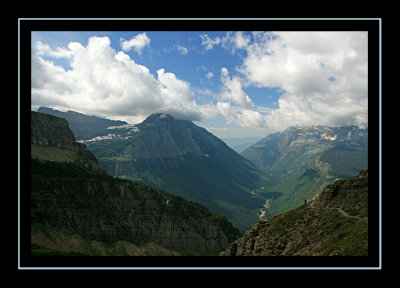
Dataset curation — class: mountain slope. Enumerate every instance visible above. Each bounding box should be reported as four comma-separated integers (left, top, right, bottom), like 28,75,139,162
241,125,368,219
31,222,183,256
220,169,368,256
30,111,241,255
84,113,270,231
242,125,368,178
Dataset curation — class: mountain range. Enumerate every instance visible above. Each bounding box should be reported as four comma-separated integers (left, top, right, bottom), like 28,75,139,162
29,109,369,257
37,107,368,231
242,125,368,178
84,113,270,230
31,111,241,255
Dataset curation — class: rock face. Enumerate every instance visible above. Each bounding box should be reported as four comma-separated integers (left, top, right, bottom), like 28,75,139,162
31,111,241,254
220,169,368,256
314,169,368,217
31,167,240,254
31,111,102,173
31,111,77,148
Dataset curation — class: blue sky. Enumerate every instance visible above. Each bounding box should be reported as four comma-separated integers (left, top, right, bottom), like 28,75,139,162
32,31,279,107
31,31,368,138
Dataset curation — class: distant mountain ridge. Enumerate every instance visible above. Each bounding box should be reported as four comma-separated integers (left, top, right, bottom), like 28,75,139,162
36,108,368,231
242,125,368,178
37,107,127,140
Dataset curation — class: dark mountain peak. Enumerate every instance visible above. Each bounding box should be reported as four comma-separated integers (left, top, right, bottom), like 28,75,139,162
154,113,174,119
37,106,56,113
85,111,265,230
144,113,175,122
140,113,183,129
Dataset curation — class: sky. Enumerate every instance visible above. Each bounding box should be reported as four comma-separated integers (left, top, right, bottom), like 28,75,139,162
31,31,368,138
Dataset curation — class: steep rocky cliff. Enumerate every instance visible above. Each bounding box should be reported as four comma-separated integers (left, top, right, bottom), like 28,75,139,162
31,161,240,254
220,169,368,256
31,111,102,173
31,111,241,255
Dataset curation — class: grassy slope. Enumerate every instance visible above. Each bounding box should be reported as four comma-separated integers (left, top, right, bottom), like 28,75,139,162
258,203,368,256
31,223,183,256
220,170,368,256
31,144,80,163
220,201,368,256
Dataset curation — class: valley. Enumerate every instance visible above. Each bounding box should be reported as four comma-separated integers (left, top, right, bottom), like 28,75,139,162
241,125,368,220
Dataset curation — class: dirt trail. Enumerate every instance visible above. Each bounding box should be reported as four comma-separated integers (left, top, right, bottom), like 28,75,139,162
307,200,367,222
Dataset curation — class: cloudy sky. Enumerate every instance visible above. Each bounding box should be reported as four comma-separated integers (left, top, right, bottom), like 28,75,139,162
31,31,368,138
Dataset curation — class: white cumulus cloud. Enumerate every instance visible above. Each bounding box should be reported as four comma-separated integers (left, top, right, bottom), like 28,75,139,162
239,31,368,131
201,31,368,132
32,31,369,136
220,67,255,109
120,33,151,54
32,36,205,123
35,41,72,58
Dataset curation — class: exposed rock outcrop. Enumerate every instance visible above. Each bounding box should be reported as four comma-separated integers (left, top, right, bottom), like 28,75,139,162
31,111,102,173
